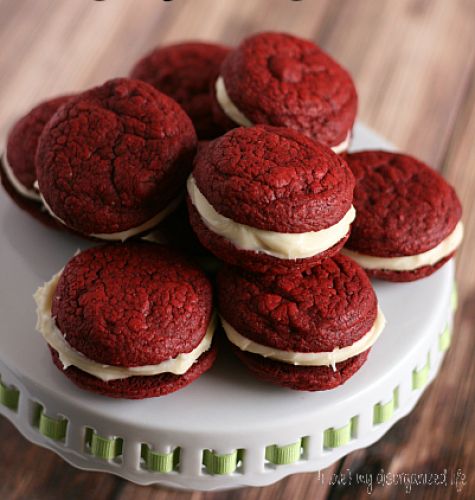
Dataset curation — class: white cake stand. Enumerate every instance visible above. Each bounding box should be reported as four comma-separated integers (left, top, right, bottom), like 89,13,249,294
0,124,456,491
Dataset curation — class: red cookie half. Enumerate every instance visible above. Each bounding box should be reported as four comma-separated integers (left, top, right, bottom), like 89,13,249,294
234,349,369,392
131,41,230,140
36,242,216,399
211,32,357,151
188,126,355,273
217,254,382,391
36,78,197,239
342,150,463,282
1,95,72,227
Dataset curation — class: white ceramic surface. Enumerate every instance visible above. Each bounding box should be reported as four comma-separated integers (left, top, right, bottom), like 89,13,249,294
0,124,454,490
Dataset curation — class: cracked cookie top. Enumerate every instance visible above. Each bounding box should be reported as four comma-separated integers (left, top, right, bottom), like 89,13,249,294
192,125,355,232
52,242,213,367
36,78,197,235
215,32,357,148
217,254,378,352
131,42,230,140
344,150,462,256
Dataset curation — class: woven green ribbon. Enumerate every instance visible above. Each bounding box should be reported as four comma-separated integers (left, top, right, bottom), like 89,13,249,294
451,283,458,313
85,428,123,460
265,439,302,465
203,449,243,474
141,445,180,473
324,416,358,449
0,379,19,411
412,353,431,390
373,387,400,425
32,404,68,441
439,324,452,353
38,412,67,442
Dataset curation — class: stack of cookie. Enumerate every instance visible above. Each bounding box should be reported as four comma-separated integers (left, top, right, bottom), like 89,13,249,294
1,32,463,398
185,30,385,390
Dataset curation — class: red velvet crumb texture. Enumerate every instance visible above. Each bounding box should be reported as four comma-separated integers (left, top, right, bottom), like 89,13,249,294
52,242,213,367
212,32,357,148
36,78,197,235
131,41,230,140
345,150,462,257
6,95,72,190
192,125,355,232
217,253,378,353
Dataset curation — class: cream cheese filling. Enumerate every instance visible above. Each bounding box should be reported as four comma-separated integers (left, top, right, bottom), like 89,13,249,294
221,307,386,370
215,76,254,127
1,151,42,201
40,193,181,241
215,76,352,153
342,221,464,272
34,270,216,382
187,175,355,260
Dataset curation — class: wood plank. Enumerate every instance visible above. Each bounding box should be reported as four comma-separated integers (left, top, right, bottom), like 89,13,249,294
320,0,475,167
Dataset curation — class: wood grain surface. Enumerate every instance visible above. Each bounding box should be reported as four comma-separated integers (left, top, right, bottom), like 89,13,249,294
0,0,474,498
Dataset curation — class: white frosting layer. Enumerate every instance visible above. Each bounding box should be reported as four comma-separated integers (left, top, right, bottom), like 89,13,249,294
34,270,215,382
2,151,41,201
40,193,181,241
187,175,355,259
215,76,253,127
342,221,464,272
221,307,386,369
215,76,352,153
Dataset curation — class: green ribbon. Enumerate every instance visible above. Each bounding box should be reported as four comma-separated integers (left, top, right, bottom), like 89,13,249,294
324,416,357,449
373,387,400,425
202,449,243,475
141,445,180,473
32,404,68,441
451,283,458,313
85,428,123,460
265,439,302,465
412,353,431,390
0,379,19,411
439,324,452,353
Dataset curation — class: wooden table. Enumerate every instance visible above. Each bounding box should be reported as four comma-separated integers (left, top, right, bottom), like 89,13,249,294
1,0,474,498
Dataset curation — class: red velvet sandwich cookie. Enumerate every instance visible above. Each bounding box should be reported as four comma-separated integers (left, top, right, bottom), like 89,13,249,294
1,95,72,226
34,242,217,399
211,32,357,153
131,41,230,140
36,78,197,240
342,151,463,282
217,254,385,391
187,125,356,273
